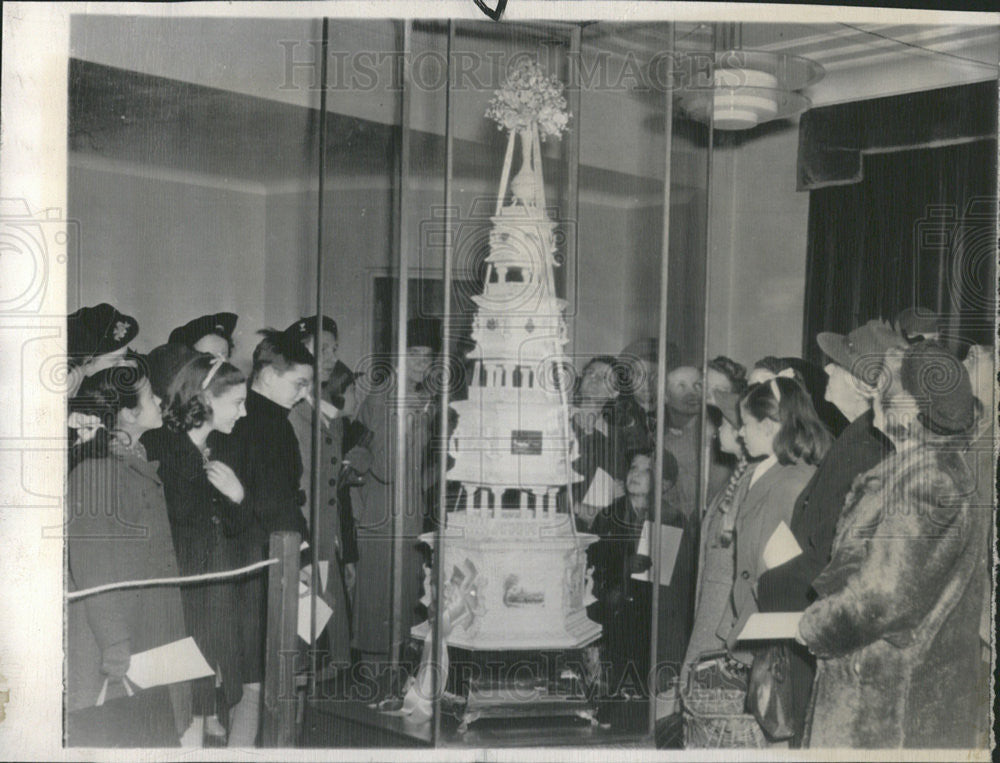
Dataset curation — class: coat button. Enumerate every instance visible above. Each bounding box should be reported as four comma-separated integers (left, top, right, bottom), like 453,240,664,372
329,478,337,486
325,437,333,445
741,571,750,580
329,498,336,505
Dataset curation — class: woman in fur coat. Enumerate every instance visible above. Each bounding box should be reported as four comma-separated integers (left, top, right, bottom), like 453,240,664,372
798,342,991,749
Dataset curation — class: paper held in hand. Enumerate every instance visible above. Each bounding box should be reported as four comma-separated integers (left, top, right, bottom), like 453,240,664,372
581,467,620,509
762,520,803,570
737,612,804,641
126,637,214,689
631,521,684,586
298,581,334,642
301,561,329,592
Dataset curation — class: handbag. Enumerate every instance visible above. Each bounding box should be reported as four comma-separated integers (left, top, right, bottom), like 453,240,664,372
746,643,795,741
66,676,180,748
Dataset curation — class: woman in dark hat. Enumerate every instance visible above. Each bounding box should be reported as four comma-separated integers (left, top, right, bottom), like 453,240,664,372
168,313,238,360
66,364,192,746
67,303,139,398
349,317,443,671
799,341,990,749
141,350,250,745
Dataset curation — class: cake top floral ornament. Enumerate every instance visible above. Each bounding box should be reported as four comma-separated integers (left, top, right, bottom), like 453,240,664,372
486,58,570,141
486,59,571,211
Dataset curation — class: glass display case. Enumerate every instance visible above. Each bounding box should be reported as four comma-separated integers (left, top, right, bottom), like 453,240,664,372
67,14,716,747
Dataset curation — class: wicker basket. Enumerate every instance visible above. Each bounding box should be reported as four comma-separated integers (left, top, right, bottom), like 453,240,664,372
680,652,767,749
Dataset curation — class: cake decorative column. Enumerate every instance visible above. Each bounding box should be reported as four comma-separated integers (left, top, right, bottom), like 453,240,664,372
410,60,601,653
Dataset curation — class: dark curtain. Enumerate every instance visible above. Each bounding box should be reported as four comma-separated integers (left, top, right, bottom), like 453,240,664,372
801,97,997,365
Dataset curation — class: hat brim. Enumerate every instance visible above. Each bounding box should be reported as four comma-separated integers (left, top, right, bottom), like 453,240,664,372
816,332,852,370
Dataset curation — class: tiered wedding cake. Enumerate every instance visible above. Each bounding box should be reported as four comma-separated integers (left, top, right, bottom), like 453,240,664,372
411,63,601,651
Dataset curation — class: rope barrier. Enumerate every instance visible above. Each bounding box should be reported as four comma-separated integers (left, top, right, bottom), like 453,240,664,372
67,557,279,601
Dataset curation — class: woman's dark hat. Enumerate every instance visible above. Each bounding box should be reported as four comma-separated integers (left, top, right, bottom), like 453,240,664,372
146,343,201,400
896,306,942,341
168,312,238,348
900,340,977,435
67,303,139,363
817,319,906,387
285,315,338,342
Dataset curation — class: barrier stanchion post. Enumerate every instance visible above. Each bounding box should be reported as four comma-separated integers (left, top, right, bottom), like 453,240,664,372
261,531,300,747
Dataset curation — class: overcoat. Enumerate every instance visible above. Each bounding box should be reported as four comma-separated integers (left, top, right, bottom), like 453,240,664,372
681,468,751,680
800,444,992,749
66,445,192,739
141,426,248,710
349,386,435,658
753,411,890,743
288,397,351,663
219,389,309,683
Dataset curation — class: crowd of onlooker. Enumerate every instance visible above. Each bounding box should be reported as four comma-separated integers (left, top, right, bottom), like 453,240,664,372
63,301,993,750
573,310,993,749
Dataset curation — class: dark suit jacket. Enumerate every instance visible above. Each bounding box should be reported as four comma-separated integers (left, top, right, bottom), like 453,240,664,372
756,410,891,612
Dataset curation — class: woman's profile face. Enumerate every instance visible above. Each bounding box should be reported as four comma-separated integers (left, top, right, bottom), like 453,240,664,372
738,404,777,458
126,377,163,432
208,383,247,434
717,418,742,456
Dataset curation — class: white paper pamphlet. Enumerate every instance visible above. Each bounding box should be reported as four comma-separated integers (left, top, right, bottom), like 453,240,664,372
301,560,329,592
126,637,214,689
762,520,803,570
737,611,804,641
298,581,334,642
581,467,619,509
631,521,684,586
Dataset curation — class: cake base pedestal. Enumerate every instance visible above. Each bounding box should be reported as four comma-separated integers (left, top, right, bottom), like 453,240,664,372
459,673,597,733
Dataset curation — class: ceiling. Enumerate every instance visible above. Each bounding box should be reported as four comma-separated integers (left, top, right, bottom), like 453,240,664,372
68,18,998,189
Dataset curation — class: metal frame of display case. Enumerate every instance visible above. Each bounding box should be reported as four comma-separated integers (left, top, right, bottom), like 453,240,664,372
304,18,716,748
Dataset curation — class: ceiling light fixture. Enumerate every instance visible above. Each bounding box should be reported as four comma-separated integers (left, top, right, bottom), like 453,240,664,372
675,25,825,131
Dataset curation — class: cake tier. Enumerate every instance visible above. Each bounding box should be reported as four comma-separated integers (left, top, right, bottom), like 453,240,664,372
410,511,601,650
449,396,581,487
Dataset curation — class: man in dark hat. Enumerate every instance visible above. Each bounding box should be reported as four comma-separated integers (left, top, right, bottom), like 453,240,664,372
67,303,139,397
755,318,905,746
168,312,238,359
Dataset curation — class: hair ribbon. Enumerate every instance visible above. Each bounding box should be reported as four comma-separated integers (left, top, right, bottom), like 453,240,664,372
201,356,225,390
769,368,795,403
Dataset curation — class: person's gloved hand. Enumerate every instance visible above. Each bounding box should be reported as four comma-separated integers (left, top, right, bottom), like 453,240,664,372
628,554,652,574
338,464,365,488
101,639,130,679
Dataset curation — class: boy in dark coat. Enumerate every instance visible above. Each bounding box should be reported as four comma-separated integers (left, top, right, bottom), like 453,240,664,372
215,329,312,746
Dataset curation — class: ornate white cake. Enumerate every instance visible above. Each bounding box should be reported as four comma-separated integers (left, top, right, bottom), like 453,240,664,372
411,63,601,652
